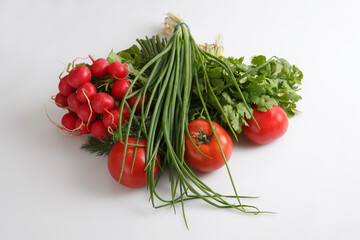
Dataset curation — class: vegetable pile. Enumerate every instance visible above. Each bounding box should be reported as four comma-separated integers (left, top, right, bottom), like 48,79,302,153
49,13,302,227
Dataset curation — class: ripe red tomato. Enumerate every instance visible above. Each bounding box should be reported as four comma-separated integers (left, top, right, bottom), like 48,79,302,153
242,105,288,144
185,120,233,172
108,137,161,188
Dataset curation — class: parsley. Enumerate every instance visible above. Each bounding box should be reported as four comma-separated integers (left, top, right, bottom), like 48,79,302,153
192,55,302,132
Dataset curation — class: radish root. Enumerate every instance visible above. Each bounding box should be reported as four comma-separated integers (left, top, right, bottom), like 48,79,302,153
81,88,95,125
44,104,81,136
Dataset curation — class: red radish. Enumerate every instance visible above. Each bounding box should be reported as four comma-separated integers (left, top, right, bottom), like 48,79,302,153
91,93,115,114
128,94,148,113
58,75,75,96
77,104,96,122
111,79,132,100
55,93,68,108
75,119,91,134
67,93,82,113
61,113,78,131
108,62,128,79
102,106,130,130
89,56,110,78
91,120,110,139
76,82,97,103
68,65,92,88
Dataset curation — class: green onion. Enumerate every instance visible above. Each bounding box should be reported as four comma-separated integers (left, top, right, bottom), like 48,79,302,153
117,13,263,227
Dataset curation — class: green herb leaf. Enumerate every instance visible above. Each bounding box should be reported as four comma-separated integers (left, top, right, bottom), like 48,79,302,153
107,49,123,64
251,55,266,66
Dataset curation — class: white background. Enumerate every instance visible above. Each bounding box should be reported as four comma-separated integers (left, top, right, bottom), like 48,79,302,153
1,0,359,239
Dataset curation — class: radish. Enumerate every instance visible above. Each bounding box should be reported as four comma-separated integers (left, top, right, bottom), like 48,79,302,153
77,104,96,122
128,94,148,113
91,120,110,139
58,75,75,96
55,92,68,108
111,79,132,100
102,106,130,130
108,62,128,79
68,65,92,88
75,119,91,134
67,92,82,113
76,82,97,103
61,113,78,131
89,56,110,78
91,93,115,114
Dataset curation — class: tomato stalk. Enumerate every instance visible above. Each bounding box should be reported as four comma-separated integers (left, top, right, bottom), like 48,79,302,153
193,125,215,145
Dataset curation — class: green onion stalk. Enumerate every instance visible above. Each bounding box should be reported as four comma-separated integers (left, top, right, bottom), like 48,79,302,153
117,13,262,227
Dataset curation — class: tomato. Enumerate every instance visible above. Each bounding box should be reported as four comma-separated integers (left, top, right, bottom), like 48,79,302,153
242,105,288,144
184,120,233,172
107,137,161,188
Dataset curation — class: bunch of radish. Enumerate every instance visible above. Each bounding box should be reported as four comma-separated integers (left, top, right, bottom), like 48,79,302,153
53,56,141,140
